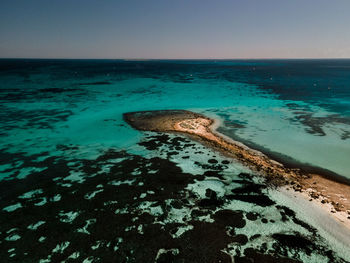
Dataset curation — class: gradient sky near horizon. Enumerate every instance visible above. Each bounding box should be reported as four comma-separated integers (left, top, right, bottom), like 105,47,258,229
1,0,350,59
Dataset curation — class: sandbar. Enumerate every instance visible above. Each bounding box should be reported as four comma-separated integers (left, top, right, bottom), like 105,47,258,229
123,110,350,229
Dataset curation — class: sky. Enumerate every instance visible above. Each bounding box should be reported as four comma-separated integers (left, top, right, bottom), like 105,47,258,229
1,0,350,59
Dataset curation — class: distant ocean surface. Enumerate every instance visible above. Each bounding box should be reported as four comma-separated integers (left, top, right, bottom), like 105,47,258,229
1,59,350,262
1,59,350,178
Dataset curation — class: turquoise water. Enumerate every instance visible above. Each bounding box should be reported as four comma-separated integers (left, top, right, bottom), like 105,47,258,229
1,59,350,262
1,59,349,179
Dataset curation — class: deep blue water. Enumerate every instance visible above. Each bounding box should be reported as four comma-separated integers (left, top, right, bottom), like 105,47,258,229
2,59,350,115
0,59,350,262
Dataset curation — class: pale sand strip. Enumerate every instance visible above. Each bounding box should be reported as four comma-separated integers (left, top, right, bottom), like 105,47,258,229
123,110,350,231
272,187,350,256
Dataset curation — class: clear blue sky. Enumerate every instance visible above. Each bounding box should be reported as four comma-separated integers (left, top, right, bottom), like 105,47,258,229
1,0,350,59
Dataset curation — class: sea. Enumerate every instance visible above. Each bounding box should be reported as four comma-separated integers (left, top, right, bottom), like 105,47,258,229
0,59,350,262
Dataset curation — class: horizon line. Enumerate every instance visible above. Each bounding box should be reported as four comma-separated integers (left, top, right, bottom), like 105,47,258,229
1,57,350,60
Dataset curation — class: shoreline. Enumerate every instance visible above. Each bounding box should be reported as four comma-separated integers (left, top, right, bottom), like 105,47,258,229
123,110,350,230
216,126,350,186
